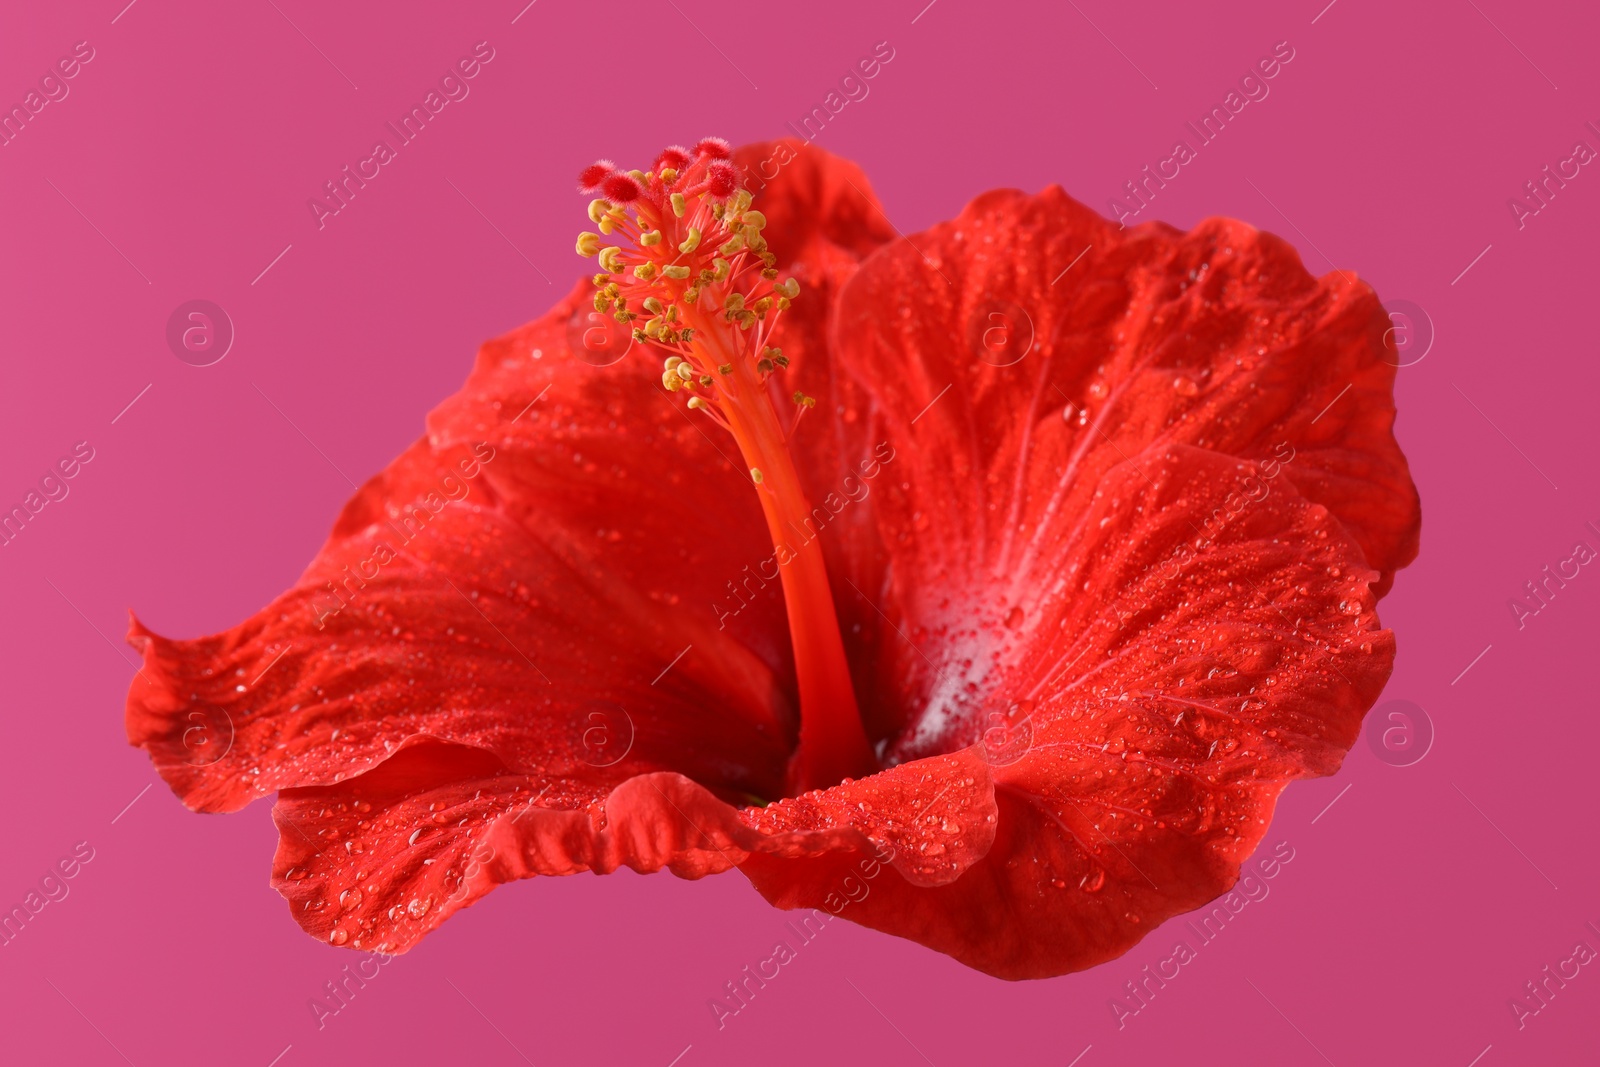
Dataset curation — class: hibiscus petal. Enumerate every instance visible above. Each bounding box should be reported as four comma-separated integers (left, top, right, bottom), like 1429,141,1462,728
819,184,1416,759
127,379,798,814
840,187,1417,594
271,739,996,953
746,444,1393,977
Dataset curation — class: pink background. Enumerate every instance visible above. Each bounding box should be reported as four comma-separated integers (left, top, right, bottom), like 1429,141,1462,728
2,0,1596,1063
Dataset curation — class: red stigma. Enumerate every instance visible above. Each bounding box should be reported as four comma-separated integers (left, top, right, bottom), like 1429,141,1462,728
705,160,740,197
694,137,733,160
578,160,615,193
601,172,643,203
655,146,692,171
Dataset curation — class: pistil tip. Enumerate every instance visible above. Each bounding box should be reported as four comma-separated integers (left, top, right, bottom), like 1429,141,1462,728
656,145,692,171
706,160,739,197
694,137,733,160
602,172,644,203
578,160,615,193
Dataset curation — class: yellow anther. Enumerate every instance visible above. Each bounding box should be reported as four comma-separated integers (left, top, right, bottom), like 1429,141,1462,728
724,292,746,313
633,262,657,281
576,232,602,256
751,468,764,483
670,193,686,217
679,228,702,254
640,229,663,246
676,363,696,381
662,371,681,391
598,217,615,235
712,259,731,282
593,291,611,312
742,210,767,230
699,375,713,387
719,234,746,256
643,297,663,314
662,264,691,280
687,396,706,410
629,169,648,183
592,273,610,286
760,267,779,280
599,246,625,272
757,358,774,374
732,190,754,214
665,356,683,371
666,305,680,322
660,168,679,184
719,363,733,374
754,296,773,314
588,199,611,225
775,278,800,299
684,287,699,304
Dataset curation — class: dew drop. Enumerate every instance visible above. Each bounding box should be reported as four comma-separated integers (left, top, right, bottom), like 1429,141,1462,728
329,928,349,945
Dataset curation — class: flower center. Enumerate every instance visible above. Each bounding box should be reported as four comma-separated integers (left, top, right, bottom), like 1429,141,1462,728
575,138,875,795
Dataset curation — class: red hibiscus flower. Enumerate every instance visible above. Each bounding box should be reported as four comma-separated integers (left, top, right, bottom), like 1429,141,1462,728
125,138,1418,979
